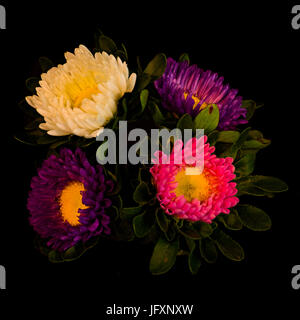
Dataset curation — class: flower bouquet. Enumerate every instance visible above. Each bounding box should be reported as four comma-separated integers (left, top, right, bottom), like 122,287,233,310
15,32,288,275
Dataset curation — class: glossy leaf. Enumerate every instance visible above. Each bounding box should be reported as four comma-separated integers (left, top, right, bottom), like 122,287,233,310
199,238,218,263
144,53,167,79
178,53,190,63
149,237,179,275
156,208,169,233
194,104,219,134
213,230,245,261
235,153,256,177
133,210,156,238
98,35,117,53
133,181,152,204
177,113,193,131
39,56,55,72
26,77,40,94
148,101,165,126
217,131,240,143
237,204,272,231
140,89,149,111
218,209,243,230
188,245,202,274
121,206,144,219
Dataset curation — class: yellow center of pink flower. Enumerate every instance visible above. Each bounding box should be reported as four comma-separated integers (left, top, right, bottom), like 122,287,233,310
174,168,210,202
59,181,88,226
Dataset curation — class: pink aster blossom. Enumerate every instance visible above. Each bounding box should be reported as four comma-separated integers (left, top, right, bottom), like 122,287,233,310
150,136,239,223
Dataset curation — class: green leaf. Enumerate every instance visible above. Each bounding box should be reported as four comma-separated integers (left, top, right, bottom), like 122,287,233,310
250,176,288,193
121,43,128,61
140,89,149,111
156,208,169,233
235,153,256,177
212,230,245,261
18,99,39,118
138,167,151,183
241,100,256,120
105,169,121,196
133,181,152,204
178,53,190,63
50,138,71,150
242,130,271,150
218,209,243,230
63,246,82,262
196,222,214,238
144,53,167,79
217,131,240,143
221,127,251,159
207,130,219,145
37,135,61,145
188,245,202,275
237,204,272,231
14,132,38,146
237,184,273,197
137,73,152,91
119,98,128,120
24,118,42,131
177,113,193,131
237,175,288,196
243,139,271,150
133,210,156,238
199,238,218,263
39,56,55,73
149,237,179,275
48,250,64,263
193,104,219,134
164,223,177,241
148,101,165,126
98,35,118,54
121,206,144,219
178,221,213,240
26,77,40,94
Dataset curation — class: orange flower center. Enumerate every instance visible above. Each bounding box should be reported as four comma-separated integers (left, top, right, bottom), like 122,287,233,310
59,181,88,226
184,92,208,110
73,87,100,108
174,168,210,202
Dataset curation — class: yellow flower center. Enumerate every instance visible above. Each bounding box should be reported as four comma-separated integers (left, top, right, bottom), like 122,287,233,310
174,168,210,202
59,181,88,226
64,73,101,108
184,92,208,110
73,87,100,108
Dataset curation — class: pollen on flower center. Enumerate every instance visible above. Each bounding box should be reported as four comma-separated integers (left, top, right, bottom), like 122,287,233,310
64,73,101,108
59,181,88,226
183,92,208,110
174,168,210,202
73,87,100,108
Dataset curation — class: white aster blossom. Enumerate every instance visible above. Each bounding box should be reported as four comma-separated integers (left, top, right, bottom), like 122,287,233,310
26,45,137,138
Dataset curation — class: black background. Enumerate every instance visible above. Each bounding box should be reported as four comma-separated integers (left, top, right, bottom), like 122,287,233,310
0,0,299,314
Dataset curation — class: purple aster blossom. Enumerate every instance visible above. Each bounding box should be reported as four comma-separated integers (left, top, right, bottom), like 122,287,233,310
27,148,114,251
154,57,248,130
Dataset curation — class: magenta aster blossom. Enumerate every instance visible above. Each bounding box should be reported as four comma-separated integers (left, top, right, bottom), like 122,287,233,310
27,148,113,251
150,136,239,223
154,58,247,130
